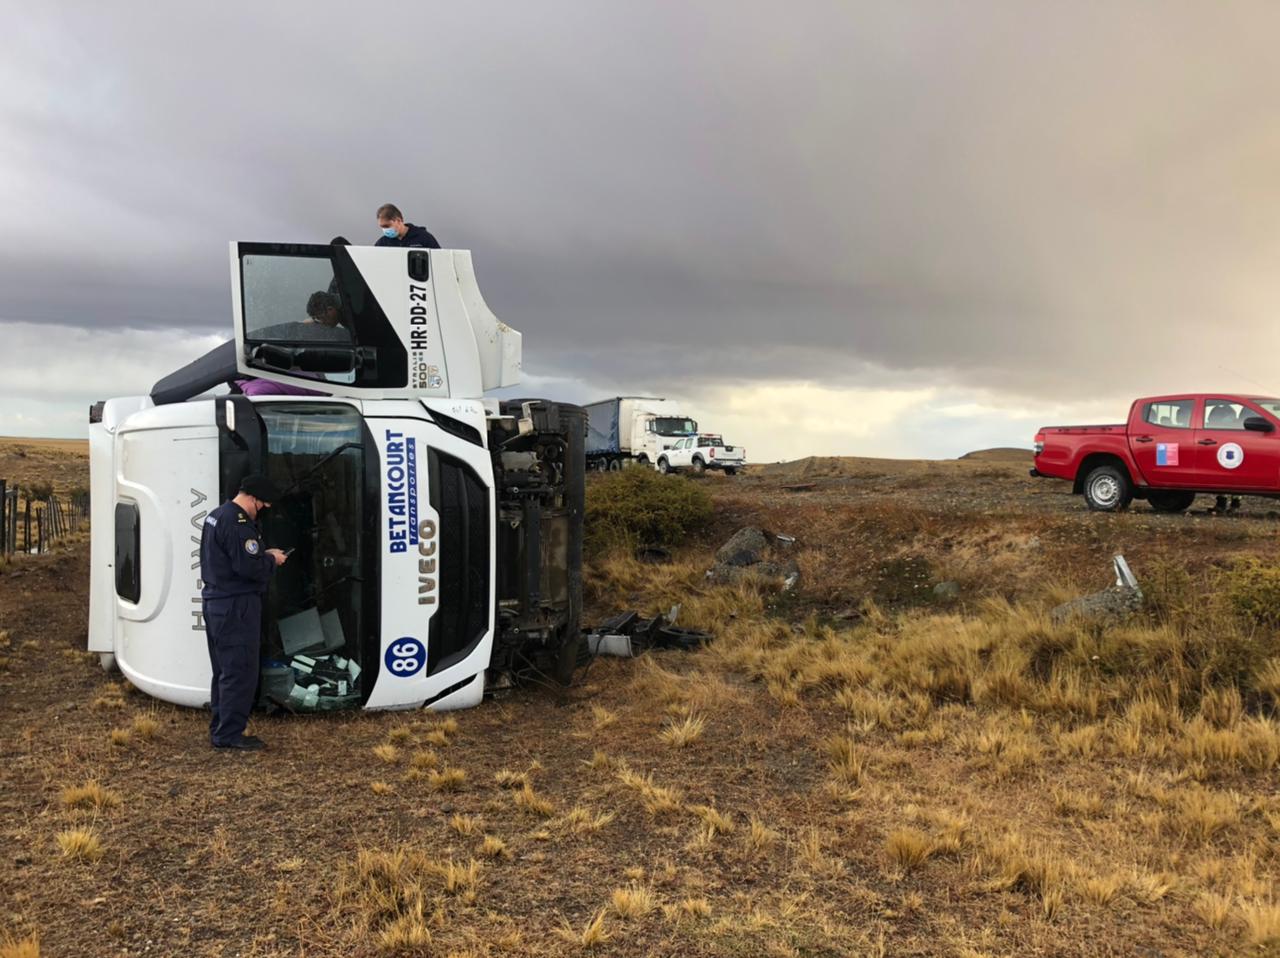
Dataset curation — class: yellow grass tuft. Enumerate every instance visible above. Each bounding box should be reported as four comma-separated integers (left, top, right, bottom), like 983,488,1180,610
689,804,735,836
449,814,482,836
825,734,868,786
611,884,657,919
386,725,414,744
61,780,121,811
370,781,393,795
372,743,402,765
435,858,481,896
375,908,432,950
408,749,438,770
616,767,683,815
108,728,131,747
494,768,529,789
427,767,467,792
480,835,510,859
585,750,613,770
55,827,104,862
557,909,612,949
1080,874,1125,907
1239,897,1280,946
744,816,781,854
562,806,615,834
422,729,450,746
130,714,160,739
591,705,618,730
659,713,706,748
1192,892,1233,930
885,828,934,871
0,935,40,958
513,782,555,817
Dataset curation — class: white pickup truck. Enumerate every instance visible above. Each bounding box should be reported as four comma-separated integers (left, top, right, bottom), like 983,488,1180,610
656,434,745,475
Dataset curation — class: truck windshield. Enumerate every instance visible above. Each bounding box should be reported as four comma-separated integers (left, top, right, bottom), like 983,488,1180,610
249,402,378,711
652,417,697,436
237,243,408,389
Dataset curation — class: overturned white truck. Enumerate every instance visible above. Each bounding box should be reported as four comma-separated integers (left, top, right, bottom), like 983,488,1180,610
88,243,585,712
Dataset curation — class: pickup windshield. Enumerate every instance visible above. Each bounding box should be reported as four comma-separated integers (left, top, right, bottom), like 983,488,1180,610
652,417,697,436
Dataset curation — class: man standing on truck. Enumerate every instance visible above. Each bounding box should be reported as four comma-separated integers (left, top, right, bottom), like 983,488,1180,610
374,203,441,248
200,475,288,751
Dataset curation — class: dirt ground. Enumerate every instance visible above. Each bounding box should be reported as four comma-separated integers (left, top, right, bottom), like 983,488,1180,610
2,443,1279,957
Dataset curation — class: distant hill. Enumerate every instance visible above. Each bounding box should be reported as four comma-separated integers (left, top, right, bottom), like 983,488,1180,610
958,447,1032,462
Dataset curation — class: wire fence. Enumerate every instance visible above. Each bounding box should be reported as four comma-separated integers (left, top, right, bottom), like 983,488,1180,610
0,480,90,556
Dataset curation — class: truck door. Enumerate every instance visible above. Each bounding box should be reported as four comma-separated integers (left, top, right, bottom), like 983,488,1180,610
1129,398,1195,487
1191,398,1280,491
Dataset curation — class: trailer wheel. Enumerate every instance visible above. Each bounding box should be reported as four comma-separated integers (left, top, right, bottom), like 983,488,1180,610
1148,490,1196,514
691,457,706,475
1082,464,1133,512
657,457,671,474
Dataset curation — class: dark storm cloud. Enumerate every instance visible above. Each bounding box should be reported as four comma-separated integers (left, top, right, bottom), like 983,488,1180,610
4,1,1280,405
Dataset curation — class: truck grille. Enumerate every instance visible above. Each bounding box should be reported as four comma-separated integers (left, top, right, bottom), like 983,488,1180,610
426,451,491,674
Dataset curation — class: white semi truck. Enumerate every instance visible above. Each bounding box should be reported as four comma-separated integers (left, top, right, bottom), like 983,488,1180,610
88,242,585,713
583,396,698,471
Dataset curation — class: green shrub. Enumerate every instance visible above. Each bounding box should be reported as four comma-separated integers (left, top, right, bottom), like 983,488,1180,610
585,468,713,554
1222,559,1280,628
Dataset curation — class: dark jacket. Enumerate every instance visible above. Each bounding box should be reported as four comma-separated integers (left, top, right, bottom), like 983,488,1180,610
375,223,441,249
200,501,277,599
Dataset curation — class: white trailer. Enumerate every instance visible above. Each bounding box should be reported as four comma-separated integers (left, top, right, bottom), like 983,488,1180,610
89,243,585,713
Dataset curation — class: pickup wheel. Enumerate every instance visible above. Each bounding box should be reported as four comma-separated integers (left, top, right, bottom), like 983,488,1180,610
1148,490,1196,514
657,457,671,475
1082,464,1133,512
691,457,706,475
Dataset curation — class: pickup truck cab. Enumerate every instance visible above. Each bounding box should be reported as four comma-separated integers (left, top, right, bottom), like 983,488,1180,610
656,434,745,476
1032,394,1280,511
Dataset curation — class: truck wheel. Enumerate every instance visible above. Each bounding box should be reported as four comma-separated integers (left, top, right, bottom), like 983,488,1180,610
657,457,670,474
691,457,706,475
608,458,623,471
1082,464,1133,512
1148,490,1196,514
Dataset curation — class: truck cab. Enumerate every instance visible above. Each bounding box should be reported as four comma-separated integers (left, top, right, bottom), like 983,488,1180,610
89,243,584,712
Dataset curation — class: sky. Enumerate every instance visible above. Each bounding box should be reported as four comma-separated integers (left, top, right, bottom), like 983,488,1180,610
3,2,1280,461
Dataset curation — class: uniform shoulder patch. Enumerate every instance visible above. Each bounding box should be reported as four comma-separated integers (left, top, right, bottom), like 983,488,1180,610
237,515,248,523
244,539,261,556
204,515,218,527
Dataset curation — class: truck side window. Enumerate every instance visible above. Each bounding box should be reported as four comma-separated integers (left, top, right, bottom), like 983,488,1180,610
1143,401,1193,429
1204,400,1247,430
114,502,141,603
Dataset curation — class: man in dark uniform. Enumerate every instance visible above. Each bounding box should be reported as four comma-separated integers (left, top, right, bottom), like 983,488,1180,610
200,474,288,750
374,203,441,248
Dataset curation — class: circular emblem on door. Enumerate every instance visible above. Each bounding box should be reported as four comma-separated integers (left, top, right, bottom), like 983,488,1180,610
1218,442,1245,470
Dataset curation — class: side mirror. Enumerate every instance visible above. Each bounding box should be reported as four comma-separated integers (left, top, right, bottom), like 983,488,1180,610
1243,416,1275,433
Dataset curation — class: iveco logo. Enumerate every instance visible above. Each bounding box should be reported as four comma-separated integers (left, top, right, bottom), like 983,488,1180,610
417,518,437,606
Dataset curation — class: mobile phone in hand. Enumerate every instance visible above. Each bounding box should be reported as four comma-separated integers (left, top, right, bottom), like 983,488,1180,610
283,547,295,557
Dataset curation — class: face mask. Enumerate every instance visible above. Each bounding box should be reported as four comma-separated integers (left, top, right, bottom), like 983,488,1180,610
382,227,398,239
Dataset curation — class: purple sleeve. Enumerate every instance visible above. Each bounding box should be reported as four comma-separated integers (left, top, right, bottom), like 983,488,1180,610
236,379,327,397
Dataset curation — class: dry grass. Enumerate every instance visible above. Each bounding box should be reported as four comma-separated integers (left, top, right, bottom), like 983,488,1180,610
408,748,439,770
130,714,159,739
610,884,657,919
55,828,103,862
372,743,402,765
479,835,510,859
885,828,935,871
689,804,735,836
744,816,781,854
369,781,392,795
108,728,130,747
0,936,40,958
494,768,529,789
60,780,121,810
513,782,555,817
1239,897,1280,946
659,713,706,747
556,909,612,949
449,814,482,836
426,767,467,792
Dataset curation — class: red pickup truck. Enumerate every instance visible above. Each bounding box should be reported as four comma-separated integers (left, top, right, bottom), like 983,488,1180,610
1031,394,1280,511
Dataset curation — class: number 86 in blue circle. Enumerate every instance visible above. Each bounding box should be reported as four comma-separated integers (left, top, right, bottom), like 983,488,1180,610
385,637,426,677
